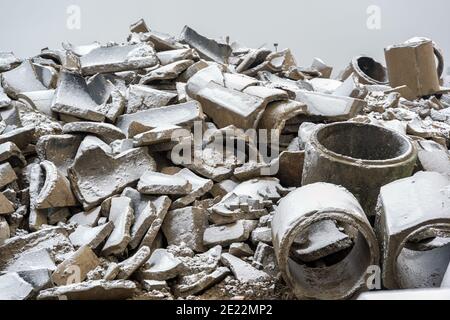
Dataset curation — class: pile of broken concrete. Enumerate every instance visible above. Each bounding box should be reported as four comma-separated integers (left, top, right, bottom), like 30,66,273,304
0,19,449,300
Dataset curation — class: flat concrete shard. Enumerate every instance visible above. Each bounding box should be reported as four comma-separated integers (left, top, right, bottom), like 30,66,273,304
376,171,450,289
80,43,158,75
126,84,177,114
62,122,126,144
101,197,135,257
69,222,114,249
68,146,156,209
196,81,267,129
220,253,270,283
162,206,208,252
37,280,136,300
137,171,192,195
116,101,203,137
0,272,34,300
180,26,232,64
140,59,194,83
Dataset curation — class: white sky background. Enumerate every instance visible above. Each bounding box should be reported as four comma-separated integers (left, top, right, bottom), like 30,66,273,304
0,0,449,75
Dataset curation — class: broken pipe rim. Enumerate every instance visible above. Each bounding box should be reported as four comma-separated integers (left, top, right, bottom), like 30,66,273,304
310,122,417,168
384,221,450,289
351,56,389,85
272,184,379,300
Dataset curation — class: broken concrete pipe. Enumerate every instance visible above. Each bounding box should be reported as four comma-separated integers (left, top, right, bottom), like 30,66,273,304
385,38,446,98
376,171,450,289
302,122,417,216
272,183,379,300
339,56,389,85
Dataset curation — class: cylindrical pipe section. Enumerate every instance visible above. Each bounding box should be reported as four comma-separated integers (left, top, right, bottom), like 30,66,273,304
339,56,389,85
272,183,379,300
302,122,417,216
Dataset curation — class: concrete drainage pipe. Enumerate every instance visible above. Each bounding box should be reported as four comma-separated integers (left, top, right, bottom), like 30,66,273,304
272,183,379,300
302,122,417,217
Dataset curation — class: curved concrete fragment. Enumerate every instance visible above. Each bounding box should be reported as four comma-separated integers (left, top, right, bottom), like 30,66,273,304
272,183,379,300
116,101,203,137
186,64,225,99
116,246,151,280
101,197,134,257
68,147,156,209
37,280,136,300
126,84,177,114
51,70,105,122
257,99,307,133
80,43,158,76
156,48,198,66
376,171,450,289
137,249,181,281
295,91,366,121
140,59,194,83
196,81,267,129
137,171,191,195
35,161,77,209
36,134,83,176
133,125,186,147
62,122,126,144
1,60,48,98
223,73,259,91
180,26,232,64
302,122,417,215
69,222,114,249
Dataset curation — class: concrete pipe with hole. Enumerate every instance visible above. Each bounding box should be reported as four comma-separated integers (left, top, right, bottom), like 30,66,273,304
338,56,389,85
376,171,450,289
302,122,417,216
272,183,379,300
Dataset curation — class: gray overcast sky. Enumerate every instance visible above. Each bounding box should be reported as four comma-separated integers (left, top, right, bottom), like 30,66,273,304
0,0,449,74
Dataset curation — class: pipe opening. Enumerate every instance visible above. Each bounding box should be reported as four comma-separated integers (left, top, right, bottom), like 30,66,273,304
286,219,372,298
316,123,410,161
396,230,450,288
355,56,388,83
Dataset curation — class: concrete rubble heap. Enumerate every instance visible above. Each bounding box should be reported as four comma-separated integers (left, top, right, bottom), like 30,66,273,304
0,19,449,301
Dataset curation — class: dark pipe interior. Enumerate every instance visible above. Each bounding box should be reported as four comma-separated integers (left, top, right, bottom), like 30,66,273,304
317,123,409,161
356,57,388,82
